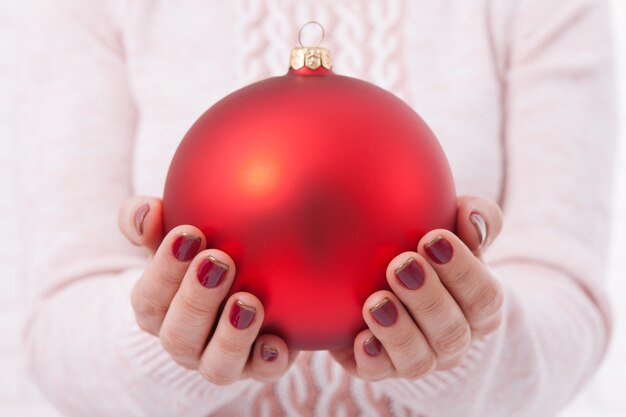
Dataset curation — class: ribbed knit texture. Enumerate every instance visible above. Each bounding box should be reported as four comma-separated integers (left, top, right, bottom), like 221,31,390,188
16,0,616,416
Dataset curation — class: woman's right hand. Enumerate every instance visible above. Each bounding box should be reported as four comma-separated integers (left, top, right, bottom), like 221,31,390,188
118,196,298,385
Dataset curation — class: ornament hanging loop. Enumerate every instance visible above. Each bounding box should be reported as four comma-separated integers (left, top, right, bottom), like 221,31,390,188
298,21,325,47
291,21,332,70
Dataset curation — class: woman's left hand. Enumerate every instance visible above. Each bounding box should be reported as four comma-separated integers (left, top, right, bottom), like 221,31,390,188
330,195,504,381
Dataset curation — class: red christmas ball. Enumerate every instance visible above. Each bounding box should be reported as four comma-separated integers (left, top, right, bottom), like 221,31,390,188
163,46,456,350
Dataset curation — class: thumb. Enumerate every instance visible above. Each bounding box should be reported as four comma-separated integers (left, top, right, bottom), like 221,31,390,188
118,196,164,257
455,195,503,257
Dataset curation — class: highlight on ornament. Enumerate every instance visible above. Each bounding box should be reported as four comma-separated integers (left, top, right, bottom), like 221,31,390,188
162,23,457,350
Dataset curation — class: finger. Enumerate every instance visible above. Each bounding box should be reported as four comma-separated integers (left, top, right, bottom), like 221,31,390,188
118,196,163,256
199,292,263,385
363,291,436,379
353,330,394,380
419,231,504,338
130,226,205,335
330,329,394,381
456,195,503,256
387,252,471,370
159,249,234,368
328,345,357,374
248,334,297,382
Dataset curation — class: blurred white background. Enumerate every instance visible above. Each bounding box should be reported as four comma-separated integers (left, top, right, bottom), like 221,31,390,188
0,1,625,416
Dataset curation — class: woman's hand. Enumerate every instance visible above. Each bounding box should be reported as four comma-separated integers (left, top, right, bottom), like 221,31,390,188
118,196,298,385
330,195,504,381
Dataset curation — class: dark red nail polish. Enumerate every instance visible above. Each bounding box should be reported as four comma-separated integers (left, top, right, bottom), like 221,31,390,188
424,236,453,264
229,300,256,330
134,204,150,236
363,336,382,357
197,256,228,288
395,258,425,290
369,298,398,327
260,344,278,361
172,234,202,261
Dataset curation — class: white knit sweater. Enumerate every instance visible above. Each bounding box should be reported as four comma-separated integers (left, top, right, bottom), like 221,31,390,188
16,0,616,416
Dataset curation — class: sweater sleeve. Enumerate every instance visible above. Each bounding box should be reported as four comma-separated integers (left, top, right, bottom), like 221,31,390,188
16,1,258,416
371,0,617,415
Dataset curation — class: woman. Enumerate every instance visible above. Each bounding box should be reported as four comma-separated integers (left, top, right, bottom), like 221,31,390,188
17,0,616,416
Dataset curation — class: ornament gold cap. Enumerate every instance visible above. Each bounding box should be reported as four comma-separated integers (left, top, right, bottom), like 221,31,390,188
290,21,332,70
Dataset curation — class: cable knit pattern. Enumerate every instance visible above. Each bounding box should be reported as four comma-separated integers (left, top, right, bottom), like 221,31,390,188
234,0,269,83
16,0,616,416
366,0,407,100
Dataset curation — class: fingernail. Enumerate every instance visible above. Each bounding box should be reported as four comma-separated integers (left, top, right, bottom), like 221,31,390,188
197,256,228,288
369,298,398,327
134,204,150,236
172,233,202,261
470,212,487,248
395,258,425,290
229,300,256,330
260,344,278,361
363,336,382,357
424,236,453,264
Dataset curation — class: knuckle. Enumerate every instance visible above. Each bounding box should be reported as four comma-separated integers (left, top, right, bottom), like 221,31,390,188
388,330,419,354
414,290,446,316
469,281,503,321
215,335,250,361
488,311,504,330
173,357,199,370
199,365,235,386
133,293,168,320
433,321,471,355
178,291,211,319
403,353,436,379
160,331,196,359
159,272,185,288
135,315,157,335
473,311,503,337
449,263,474,287
437,354,465,371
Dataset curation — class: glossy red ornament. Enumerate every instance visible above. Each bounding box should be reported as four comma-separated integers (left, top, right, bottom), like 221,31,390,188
163,46,456,351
